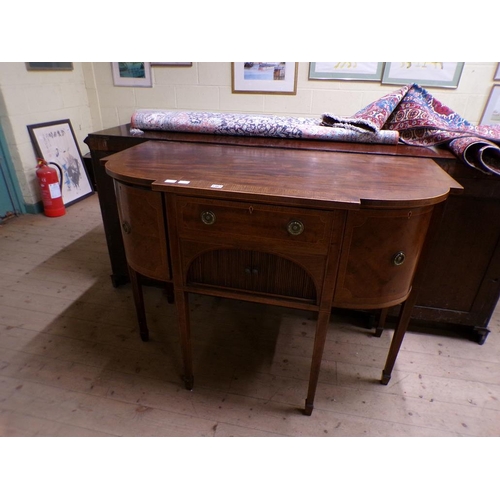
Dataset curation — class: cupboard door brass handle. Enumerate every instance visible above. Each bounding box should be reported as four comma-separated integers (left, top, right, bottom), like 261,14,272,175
201,210,216,225
287,220,304,236
122,221,132,234
392,251,406,266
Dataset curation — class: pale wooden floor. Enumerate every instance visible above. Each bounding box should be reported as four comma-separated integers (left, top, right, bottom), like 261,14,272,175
1,194,499,437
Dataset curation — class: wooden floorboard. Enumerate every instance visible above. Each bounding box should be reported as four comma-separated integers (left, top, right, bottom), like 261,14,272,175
1,194,499,437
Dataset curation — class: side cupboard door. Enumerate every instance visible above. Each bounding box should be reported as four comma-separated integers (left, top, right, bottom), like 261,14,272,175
333,206,434,309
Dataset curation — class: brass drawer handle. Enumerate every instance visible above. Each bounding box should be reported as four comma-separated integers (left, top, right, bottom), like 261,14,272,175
392,251,406,266
201,210,216,225
122,221,132,234
287,220,304,236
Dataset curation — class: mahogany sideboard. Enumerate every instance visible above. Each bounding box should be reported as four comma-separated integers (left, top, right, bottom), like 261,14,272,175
85,125,500,343
101,140,461,415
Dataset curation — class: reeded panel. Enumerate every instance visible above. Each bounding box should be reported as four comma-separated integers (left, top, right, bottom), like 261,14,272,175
187,249,253,291
187,249,317,301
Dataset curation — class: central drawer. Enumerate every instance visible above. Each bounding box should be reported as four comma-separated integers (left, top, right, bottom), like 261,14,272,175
175,196,335,255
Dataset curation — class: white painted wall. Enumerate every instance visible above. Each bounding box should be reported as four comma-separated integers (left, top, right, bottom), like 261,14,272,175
0,62,498,208
0,62,94,207
94,62,498,128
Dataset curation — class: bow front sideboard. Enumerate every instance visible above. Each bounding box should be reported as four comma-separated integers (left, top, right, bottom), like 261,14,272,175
101,139,461,415
85,125,500,344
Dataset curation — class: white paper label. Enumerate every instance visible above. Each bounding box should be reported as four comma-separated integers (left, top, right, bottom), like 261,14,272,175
164,179,177,183
211,184,223,189
178,180,191,185
49,182,61,199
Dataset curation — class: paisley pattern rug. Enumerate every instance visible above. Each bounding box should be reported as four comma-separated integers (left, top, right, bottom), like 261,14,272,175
323,84,500,175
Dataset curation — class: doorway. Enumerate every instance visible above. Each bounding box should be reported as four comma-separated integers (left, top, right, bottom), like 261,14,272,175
0,124,24,222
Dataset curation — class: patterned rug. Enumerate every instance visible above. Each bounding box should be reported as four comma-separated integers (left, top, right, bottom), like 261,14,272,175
130,84,500,175
323,84,500,175
131,109,399,144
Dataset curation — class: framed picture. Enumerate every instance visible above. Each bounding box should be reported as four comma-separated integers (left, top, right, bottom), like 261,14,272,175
232,62,298,94
27,120,94,207
111,62,152,87
494,63,500,81
480,85,500,126
382,62,464,88
26,62,73,71
151,62,192,66
309,62,384,81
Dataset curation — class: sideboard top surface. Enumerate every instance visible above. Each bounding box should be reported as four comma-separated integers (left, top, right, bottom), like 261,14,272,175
102,140,463,209
86,123,457,160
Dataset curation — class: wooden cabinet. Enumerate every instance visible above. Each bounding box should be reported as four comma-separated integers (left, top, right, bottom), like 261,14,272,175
102,140,460,415
85,125,500,342
404,159,500,343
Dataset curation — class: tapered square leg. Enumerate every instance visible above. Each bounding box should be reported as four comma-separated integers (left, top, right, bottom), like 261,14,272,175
175,290,194,391
381,371,391,385
304,309,331,416
128,265,149,342
374,307,389,337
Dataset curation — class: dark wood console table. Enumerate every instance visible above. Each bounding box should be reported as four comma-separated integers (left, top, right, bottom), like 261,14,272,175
102,140,460,415
85,125,500,343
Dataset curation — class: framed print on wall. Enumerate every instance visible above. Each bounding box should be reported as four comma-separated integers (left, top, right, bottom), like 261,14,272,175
151,62,192,66
309,62,384,81
480,85,500,126
232,62,298,94
27,120,94,207
382,62,464,88
26,62,73,71
111,62,152,87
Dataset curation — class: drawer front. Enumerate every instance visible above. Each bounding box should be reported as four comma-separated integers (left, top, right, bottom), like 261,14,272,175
175,197,335,255
333,206,433,309
115,181,170,281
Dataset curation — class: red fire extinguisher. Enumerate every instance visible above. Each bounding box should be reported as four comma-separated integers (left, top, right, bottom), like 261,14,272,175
35,159,66,217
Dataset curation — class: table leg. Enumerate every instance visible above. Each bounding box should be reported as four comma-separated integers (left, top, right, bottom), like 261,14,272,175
175,289,194,390
128,265,149,342
380,297,414,385
304,309,331,416
374,307,389,337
